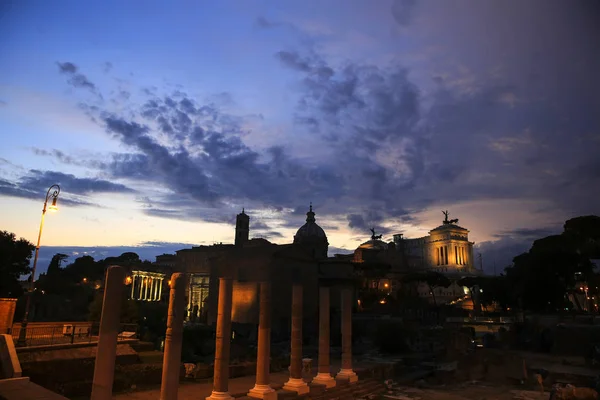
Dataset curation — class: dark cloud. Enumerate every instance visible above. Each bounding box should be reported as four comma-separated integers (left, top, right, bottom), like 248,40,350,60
276,40,600,223
103,62,113,73
493,227,560,240
0,177,94,207
391,0,417,26
0,169,134,208
251,222,270,230
255,16,280,29
254,231,284,240
30,148,108,169
346,212,393,238
276,51,314,72
45,15,599,247
19,170,134,196
57,61,98,93
57,62,77,74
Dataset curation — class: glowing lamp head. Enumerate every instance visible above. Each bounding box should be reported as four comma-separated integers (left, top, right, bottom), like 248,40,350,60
48,196,58,212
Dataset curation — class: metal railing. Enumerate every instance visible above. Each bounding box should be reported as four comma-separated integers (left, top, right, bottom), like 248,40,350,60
9,322,138,348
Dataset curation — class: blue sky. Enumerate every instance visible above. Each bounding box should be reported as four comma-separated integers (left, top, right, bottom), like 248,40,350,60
1,0,599,276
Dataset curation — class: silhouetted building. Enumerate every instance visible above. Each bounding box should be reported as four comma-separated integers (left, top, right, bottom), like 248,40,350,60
235,209,249,247
292,203,329,259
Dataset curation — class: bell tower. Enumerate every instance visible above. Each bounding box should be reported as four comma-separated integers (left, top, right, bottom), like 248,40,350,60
235,208,250,247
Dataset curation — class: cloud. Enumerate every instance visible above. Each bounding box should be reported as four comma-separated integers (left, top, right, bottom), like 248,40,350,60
255,16,280,29
0,169,134,207
19,170,135,196
57,61,98,93
391,0,417,27
44,30,599,246
493,227,560,240
103,62,113,73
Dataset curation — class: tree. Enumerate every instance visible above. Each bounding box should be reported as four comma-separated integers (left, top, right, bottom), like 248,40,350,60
0,231,34,298
88,287,138,323
563,215,600,259
46,253,69,275
477,275,513,312
505,235,593,312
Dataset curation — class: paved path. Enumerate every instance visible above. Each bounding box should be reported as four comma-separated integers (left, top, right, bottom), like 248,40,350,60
0,377,69,400
114,370,292,399
113,361,377,400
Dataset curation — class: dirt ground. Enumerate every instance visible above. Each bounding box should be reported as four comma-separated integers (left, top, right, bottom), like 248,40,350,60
380,384,551,400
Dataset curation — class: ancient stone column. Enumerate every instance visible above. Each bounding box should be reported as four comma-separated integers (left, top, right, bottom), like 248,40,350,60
248,282,276,399
158,278,163,302
207,278,234,400
313,286,336,388
160,273,186,400
138,277,143,300
283,284,309,395
154,278,159,301
91,266,125,400
130,275,136,299
336,286,358,383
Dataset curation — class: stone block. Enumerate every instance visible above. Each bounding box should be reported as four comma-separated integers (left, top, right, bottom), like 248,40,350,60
0,334,21,379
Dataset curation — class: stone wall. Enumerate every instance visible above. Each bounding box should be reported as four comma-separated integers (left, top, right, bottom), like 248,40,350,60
0,299,17,334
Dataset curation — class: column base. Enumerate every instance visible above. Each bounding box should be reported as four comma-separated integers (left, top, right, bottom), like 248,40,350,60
206,391,234,400
283,377,310,395
312,372,337,388
336,369,358,383
248,384,277,400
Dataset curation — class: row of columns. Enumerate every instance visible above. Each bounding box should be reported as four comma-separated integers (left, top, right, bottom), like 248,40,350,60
90,267,357,400
130,274,164,301
207,279,357,400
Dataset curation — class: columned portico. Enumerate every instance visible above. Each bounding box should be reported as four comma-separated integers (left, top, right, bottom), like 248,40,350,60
129,271,166,301
283,284,310,395
207,278,234,400
336,286,358,383
312,286,336,388
248,281,276,400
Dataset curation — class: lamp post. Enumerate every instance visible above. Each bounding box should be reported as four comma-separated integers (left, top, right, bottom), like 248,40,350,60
17,184,60,346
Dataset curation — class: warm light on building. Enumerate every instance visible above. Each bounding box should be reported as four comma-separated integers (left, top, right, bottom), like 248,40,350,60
125,276,132,285
82,277,88,283
384,283,389,288
379,299,386,304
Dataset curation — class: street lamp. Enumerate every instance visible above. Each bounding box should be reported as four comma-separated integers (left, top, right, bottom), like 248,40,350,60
17,184,60,346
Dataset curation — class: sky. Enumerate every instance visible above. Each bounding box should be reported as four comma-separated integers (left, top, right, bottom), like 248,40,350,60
1,0,599,276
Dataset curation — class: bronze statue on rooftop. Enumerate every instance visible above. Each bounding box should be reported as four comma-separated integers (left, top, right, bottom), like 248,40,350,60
442,210,459,225
370,227,383,240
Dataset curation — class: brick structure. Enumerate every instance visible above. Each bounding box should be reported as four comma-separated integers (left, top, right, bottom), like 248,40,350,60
0,299,17,334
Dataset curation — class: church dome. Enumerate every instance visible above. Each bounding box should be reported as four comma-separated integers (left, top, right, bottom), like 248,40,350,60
357,239,388,251
293,204,328,244
356,228,388,251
